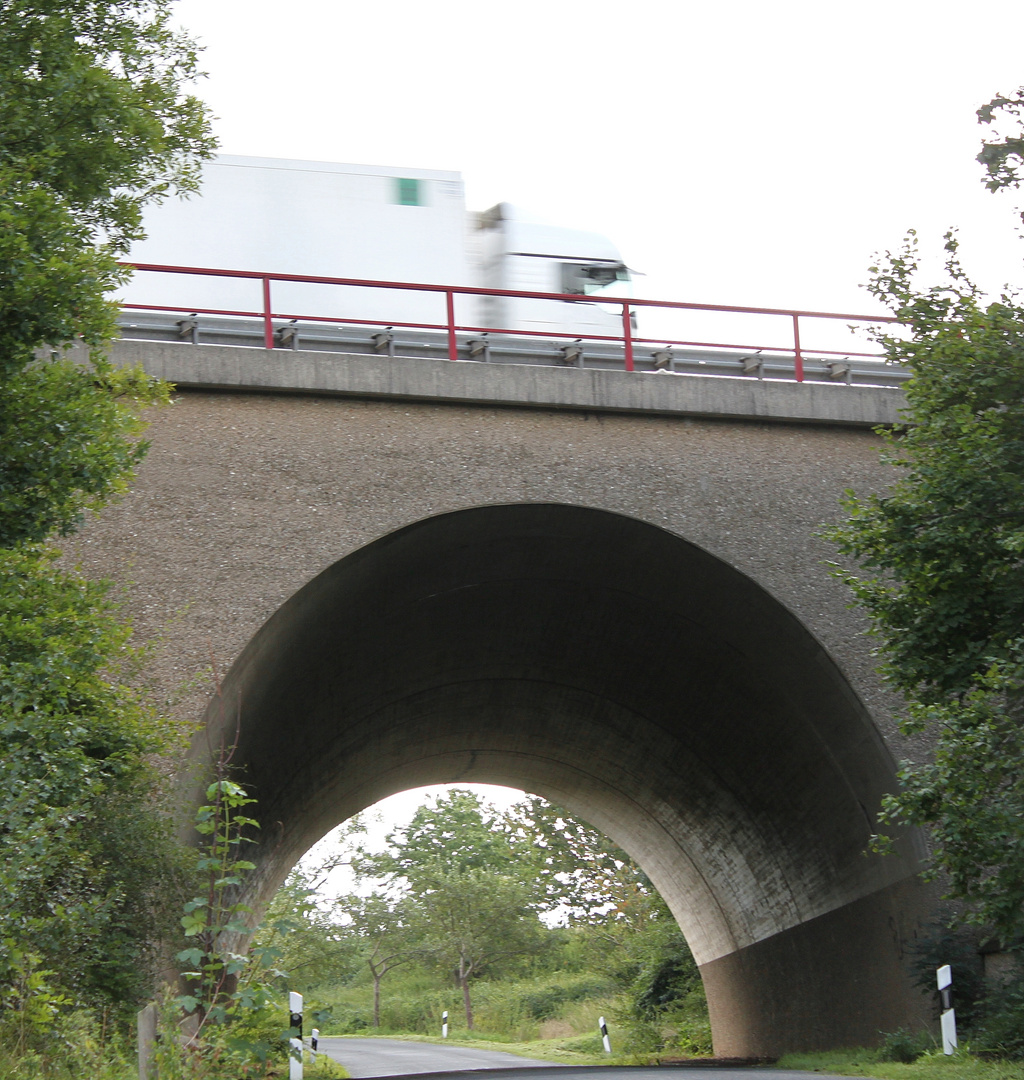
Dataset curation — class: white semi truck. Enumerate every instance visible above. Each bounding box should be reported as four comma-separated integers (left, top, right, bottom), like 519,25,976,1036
121,155,633,340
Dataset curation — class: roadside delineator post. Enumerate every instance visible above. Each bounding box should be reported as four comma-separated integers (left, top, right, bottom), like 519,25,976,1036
442,1010,449,1038
289,991,304,1080
599,1016,611,1054
937,965,957,1055
310,1027,319,1060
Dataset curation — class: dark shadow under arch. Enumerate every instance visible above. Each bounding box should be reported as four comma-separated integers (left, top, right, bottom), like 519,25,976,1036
191,503,932,1054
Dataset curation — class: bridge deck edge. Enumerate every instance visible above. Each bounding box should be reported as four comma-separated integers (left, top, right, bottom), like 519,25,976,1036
108,340,905,428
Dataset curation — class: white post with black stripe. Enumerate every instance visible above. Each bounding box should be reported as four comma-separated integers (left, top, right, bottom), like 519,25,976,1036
598,1016,611,1054
937,965,957,1055
289,991,304,1080
442,1010,448,1039
310,1028,319,1061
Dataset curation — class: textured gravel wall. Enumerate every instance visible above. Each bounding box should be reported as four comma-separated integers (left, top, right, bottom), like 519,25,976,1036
61,388,910,756
59,386,936,1054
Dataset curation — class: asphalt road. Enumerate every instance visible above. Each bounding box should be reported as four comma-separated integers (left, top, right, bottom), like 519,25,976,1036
314,1038,852,1080
315,1038,555,1075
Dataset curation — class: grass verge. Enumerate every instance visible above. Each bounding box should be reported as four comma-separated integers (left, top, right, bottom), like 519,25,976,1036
776,1049,1024,1079
306,1049,351,1077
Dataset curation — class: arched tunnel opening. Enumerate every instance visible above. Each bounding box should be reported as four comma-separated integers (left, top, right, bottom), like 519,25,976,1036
191,503,932,1056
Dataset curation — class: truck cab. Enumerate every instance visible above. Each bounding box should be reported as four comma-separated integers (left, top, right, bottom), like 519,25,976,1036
473,202,633,337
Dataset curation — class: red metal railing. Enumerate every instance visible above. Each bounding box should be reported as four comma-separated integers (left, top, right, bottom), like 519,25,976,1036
121,263,899,382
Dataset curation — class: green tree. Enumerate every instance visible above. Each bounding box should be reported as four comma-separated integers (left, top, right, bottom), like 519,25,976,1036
352,791,548,1028
825,227,1024,945
359,789,660,924
829,233,1024,701
0,360,169,548
334,893,419,1028
350,789,702,1030
0,0,214,543
255,872,362,998
0,545,180,1017
0,0,214,1040
500,799,705,1049
406,868,543,1030
978,87,1024,196
354,789,518,884
502,796,659,929
0,0,212,247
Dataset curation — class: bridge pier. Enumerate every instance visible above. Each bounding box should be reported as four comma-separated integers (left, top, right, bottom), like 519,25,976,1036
702,878,932,1056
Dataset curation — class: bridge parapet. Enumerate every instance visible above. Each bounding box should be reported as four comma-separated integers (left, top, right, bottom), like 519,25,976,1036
110,338,906,428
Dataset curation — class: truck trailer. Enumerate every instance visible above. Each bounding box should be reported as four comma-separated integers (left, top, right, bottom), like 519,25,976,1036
120,154,634,340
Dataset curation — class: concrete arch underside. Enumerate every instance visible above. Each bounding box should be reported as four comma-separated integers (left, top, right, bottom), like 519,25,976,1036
194,502,931,1056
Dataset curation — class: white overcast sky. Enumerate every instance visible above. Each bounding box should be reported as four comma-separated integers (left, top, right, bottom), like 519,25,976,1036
167,0,1024,871
172,0,1024,320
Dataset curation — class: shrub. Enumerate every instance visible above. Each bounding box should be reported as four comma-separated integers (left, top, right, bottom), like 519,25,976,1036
877,1028,929,1063
975,962,1024,1059
909,921,987,1028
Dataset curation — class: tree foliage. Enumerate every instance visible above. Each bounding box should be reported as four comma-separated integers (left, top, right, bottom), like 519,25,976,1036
352,791,546,1028
0,0,213,241
0,0,213,540
0,545,179,1014
0,178,124,381
978,87,1024,195
342,789,696,1032
0,359,169,548
355,789,519,884
828,233,1024,701
332,892,419,1027
408,868,542,1029
258,872,362,998
880,661,1024,944
0,0,214,1041
825,229,1024,943
0,0,213,370
502,796,660,932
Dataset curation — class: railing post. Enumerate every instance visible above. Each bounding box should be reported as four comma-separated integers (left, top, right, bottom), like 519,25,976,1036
622,303,635,372
263,277,274,350
792,313,804,382
446,290,458,362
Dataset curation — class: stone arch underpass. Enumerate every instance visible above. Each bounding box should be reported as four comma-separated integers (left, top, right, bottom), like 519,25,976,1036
190,501,932,1058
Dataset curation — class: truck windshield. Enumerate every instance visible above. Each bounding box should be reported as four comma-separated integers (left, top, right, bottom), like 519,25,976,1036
561,262,631,298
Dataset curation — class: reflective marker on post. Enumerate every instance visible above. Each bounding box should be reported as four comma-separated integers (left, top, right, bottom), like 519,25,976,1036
289,991,304,1080
442,1010,448,1039
937,965,957,1055
599,1016,611,1054
310,1028,319,1059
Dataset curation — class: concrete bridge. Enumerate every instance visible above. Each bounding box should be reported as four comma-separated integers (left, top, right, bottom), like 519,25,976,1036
66,337,932,1057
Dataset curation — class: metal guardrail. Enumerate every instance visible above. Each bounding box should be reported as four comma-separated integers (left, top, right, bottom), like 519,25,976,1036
119,262,908,388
